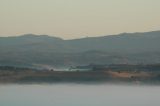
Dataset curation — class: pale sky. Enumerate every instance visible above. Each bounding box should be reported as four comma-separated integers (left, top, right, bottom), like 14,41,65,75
0,0,160,39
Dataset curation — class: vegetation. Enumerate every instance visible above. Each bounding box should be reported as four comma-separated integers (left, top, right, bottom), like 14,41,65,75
0,31,160,67
0,64,160,84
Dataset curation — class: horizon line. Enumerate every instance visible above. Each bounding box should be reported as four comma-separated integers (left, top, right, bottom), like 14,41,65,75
0,30,160,40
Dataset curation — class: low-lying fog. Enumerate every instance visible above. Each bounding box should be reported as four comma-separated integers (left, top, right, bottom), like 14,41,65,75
0,84,159,106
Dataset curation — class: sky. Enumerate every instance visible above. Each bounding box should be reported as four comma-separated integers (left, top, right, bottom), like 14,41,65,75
0,0,160,39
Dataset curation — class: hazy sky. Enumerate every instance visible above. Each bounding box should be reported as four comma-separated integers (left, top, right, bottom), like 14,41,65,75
0,0,160,39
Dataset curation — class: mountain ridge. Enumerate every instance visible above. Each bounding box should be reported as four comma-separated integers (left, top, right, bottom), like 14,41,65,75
0,30,160,67
1,30,160,40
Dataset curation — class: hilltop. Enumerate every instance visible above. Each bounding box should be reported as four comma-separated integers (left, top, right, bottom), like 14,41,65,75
0,31,160,67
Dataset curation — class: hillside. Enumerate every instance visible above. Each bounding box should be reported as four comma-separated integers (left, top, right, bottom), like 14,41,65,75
0,31,160,67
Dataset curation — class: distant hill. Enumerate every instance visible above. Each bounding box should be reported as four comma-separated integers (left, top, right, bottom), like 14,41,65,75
0,31,160,67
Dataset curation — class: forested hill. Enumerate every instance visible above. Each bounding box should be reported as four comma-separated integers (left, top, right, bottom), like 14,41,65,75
0,31,160,67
